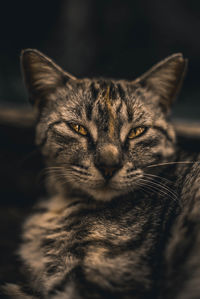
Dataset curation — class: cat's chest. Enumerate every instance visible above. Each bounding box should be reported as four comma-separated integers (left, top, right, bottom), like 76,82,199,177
51,199,163,263
63,203,160,289
22,198,169,292
42,197,165,250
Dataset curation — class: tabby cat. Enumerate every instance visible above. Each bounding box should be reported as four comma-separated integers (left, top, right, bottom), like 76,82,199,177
3,50,200,299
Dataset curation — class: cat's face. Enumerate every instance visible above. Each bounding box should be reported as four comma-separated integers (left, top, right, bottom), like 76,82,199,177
21,50,187,201
34,79,177,201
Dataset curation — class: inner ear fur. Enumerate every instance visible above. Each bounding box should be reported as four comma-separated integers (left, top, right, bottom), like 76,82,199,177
134,53,188,112
21,49,76,103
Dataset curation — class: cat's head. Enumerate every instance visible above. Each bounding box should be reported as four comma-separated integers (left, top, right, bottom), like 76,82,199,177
21,49,187,201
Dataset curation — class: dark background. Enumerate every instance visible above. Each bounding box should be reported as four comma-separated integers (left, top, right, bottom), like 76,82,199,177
0,0,200,118
0,0,200,288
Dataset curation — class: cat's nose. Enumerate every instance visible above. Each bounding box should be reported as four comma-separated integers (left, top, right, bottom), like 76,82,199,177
95,144,122,179
98,165,119,179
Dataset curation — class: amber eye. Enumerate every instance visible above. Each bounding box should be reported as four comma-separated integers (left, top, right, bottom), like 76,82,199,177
128,126,146,139
70,124,88,136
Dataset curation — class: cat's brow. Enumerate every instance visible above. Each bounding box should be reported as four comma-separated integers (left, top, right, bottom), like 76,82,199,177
132,111,146,124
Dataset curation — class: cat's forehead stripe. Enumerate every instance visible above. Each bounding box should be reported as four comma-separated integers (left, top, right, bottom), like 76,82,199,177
88,80,132,137
105,85,116,139
90,82,99,101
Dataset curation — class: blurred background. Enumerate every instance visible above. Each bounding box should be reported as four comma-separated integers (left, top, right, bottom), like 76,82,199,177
0,0,200,118
0,0,200,286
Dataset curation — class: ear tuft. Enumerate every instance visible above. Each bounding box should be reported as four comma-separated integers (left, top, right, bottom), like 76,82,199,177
21,49,76,103
134,53,188,112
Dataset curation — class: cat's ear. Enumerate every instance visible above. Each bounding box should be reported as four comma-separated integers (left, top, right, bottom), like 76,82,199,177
134,53,187,112
21,49,76,104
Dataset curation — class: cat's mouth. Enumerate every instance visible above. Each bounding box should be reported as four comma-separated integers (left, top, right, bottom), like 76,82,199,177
86,176,135,201
65,164,144,200
98,181,113,191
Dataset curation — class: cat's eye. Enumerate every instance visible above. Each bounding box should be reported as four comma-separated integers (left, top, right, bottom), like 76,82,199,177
128,126,146,139
70,123,88,136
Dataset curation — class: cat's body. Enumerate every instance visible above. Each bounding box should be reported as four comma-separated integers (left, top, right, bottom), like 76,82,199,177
3,50,200,298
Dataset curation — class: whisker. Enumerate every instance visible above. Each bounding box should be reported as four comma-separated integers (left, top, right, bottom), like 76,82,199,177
142,176,177,198
36,167,65,185
147,161,199,168
138,178,177,201
135,182,161,197
39,166,64,175
143,173,174,186
124,172,177,200
129,182,150,195
70,168,92,177
136,180,164,197
143,177,178,200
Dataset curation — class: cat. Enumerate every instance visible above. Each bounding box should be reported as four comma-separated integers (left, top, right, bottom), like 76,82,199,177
2,49,200,299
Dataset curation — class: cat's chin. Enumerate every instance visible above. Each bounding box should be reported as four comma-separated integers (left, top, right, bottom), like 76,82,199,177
86,189,117,202
87,189,122,201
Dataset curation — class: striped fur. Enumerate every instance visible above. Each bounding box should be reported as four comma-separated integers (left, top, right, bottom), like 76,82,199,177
3,50,200,298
